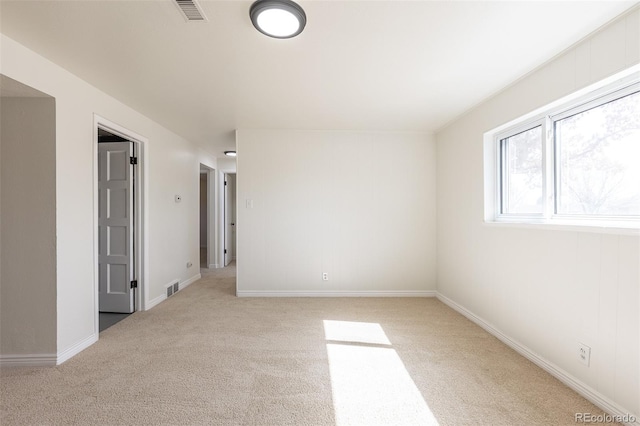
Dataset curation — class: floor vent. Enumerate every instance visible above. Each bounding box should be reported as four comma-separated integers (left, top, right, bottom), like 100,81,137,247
166,281,180,298
174,0,208,22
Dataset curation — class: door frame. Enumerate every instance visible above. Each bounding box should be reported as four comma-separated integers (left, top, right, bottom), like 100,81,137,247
216,168,234,269
223,173,237,266
93,115,148,336
199,164,216,268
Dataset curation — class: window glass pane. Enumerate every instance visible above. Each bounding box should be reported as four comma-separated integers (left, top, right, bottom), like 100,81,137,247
556,90,640,216
502,126,543,214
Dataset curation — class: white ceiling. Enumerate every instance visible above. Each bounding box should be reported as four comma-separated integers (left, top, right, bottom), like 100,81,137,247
0,1,636,156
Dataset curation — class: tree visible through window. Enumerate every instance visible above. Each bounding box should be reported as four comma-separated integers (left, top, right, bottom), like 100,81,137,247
495,79,639,224
501,126,543,215
555,90,640,216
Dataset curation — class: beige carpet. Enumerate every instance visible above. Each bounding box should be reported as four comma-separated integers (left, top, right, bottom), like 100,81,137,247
1,264,619,425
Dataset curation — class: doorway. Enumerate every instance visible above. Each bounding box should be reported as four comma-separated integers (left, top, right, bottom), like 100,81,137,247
95,119,145,333
224,173,236,266
199,167,210,268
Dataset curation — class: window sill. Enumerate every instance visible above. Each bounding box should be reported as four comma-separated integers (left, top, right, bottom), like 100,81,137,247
484,218,640,236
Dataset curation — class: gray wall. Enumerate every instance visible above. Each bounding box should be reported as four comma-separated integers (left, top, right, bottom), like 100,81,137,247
1,96,57,356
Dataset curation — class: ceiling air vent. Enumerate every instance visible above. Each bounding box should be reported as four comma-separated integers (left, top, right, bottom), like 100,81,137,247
174,0,208,22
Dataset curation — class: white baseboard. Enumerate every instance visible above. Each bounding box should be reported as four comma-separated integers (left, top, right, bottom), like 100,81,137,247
145,274,202,311
57,333,98,365
436,293,639,426
146,293,166,310
237,290,437,297
0,353,57,367
208,263,219,269
180,273,201,290
1,332,99,367
147,279,175,310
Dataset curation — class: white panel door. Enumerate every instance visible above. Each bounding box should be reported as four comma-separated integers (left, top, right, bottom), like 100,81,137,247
99,141,135,313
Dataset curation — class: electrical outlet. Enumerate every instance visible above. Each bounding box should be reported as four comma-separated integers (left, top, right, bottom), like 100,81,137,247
578,343,591,366
322,272,329,281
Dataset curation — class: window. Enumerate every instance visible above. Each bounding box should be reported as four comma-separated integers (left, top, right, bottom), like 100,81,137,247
492,75,640,228
500,125,544,215
554,90,640,217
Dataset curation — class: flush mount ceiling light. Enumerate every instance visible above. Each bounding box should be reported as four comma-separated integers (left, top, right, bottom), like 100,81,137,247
250,0,306,39
224,151,237,157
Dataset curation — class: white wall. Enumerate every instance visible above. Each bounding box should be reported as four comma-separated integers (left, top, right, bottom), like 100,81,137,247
0,34,218,362
217,157,237,173
436,8,639,419
1,96,57,357
236,129,436,296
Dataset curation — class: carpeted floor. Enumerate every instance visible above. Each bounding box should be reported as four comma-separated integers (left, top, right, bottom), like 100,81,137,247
0,264,619,425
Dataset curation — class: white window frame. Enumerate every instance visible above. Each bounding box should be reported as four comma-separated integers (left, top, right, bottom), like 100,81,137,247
495,118,548,221
485,66,640,233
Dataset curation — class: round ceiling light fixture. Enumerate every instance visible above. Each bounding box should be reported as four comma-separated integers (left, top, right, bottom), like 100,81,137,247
250,0,306,39
224,151,237,157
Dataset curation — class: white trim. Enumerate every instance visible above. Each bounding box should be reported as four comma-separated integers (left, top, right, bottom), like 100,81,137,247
436,293,640,426
237,290,437,298
493,118,547,220
146,293,166,310
0,333,98,368
146,274,202,310
180,273,201,290
56,333,98,365
92,117,100,338
208,263,220,269
0,353,57,368
483,219,640,236
484,66,640,232
93,115,149,331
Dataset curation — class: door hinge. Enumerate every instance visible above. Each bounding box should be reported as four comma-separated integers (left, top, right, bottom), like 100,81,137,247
224,181,227,186
224,249,227,254
130,157,138,165
130,280,138,289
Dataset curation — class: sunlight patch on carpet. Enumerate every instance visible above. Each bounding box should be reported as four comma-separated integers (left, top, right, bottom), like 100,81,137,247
323,320,439,426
